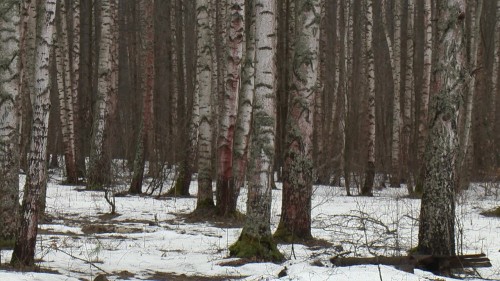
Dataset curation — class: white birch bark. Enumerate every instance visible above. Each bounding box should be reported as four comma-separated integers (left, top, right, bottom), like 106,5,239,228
55,0,77,183
457,0,482,187
196,0,215,208
418,0,465,256
418,0,433,170
362,0,376,196
87,0,118,189
11,0,56,266
0,0,20,243
381,0,402,186
230,0,282,261
276,0,321,240
403,0,415,192
232,0,255,197
215,0,245,215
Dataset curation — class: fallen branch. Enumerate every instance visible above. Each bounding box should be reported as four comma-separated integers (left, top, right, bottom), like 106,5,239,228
330,253,491,275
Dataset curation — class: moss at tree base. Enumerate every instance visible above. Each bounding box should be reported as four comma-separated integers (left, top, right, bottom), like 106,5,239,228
229,233,284,262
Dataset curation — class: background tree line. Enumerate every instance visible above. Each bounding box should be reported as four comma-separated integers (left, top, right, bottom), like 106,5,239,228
0,0,498,267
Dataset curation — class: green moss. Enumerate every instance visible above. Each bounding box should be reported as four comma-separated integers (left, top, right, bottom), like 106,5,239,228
229,233,284,262
0,238,15,249
481,206,500,217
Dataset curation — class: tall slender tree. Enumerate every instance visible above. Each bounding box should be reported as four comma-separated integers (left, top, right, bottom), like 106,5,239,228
129,0,155,195
87,0,119,190
195,0,215,210
0,0,20,247
229,0,283,261
418,0,465,256
416,0,433,193
361,0,376,196
11,0,57,267
494,0,500,166
55,0,78,184
216,0,245,216
275,0,321,241
230,0,256,209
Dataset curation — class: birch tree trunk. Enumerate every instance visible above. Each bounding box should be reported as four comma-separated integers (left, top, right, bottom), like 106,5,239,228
381,0,403,187
416,0,433,193
18,0,37,173
129,0,154,195
87,0,118,190
275,0,321,241
403,0,415,194
229,0,283,261
170,5,197,197
361,0,376,197
230,0,255,208
55,0,78,184
216,0,245,216
457,0,482,190
0,0,20,247
11,0,56,267
195,0,215,210
418,0,465,256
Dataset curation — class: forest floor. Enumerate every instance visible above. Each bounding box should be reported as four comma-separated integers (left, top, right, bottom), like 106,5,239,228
0,169,499,281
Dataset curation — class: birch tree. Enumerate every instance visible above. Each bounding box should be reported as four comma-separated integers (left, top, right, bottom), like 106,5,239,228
403,0,415,194
381,0,403,187
216,0,245,216
18,0,36,172
87,0,119,190
418,0,466,256
195,0,215,210
0,0,20,247
275,0,321,241
416,0,433,192
11,0,56,267
457,0,482,189
361,0,375,197
129,0,154,195
229,0,283,261
230,0,255,207
55,0,78,183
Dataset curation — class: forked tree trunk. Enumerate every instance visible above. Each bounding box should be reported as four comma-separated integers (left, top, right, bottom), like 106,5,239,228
229,0,283,261
11,0,56,267
87,0,118,190
0,0,20,246
130,0,154,195
275,0,321,242
418,0,465,256
361,0,375,197
195,0,215,210
216,0,245,216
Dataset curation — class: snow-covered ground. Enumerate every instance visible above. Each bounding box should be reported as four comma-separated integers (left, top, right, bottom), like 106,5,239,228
0,172,499,281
